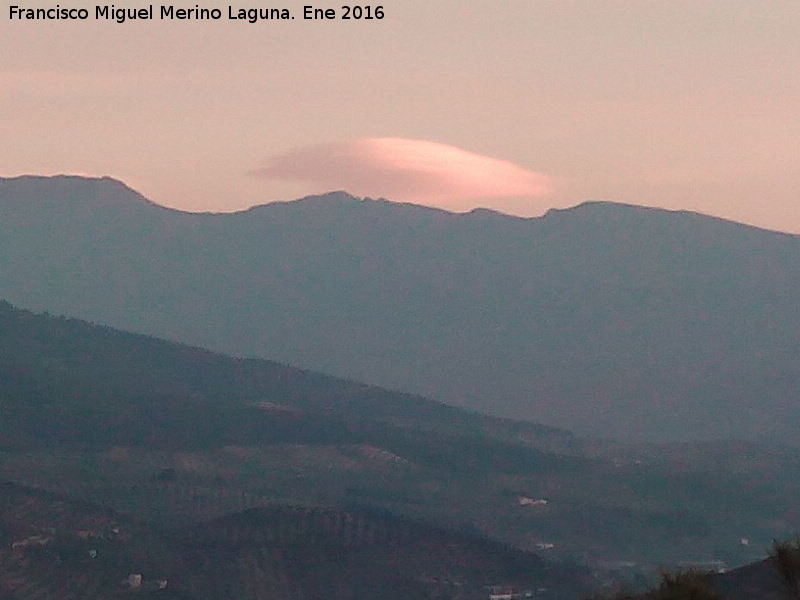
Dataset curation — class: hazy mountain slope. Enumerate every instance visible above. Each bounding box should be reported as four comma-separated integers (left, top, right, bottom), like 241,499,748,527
0,299,566,447
2,175,800,442
2,300,799,571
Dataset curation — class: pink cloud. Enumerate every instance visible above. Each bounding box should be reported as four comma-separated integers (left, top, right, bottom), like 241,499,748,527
252,138,555,212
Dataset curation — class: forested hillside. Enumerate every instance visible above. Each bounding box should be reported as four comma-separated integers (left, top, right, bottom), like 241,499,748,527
2,300,800,576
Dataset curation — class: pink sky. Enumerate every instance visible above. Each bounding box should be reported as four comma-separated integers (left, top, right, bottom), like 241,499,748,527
1,0,799,230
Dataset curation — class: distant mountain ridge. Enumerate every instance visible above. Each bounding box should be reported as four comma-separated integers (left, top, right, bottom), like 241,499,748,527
2,175,800,442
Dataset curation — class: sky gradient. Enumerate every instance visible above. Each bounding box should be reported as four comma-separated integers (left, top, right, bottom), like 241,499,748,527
2,0,799,231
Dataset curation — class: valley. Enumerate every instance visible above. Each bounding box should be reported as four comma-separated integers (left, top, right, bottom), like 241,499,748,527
1,300,799,597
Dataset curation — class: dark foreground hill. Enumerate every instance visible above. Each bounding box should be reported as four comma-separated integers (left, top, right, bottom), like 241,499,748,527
0,302,596,597
2,175,800,443
0,482,590,600
3,300,800,576
590,557,799,599
713,557,793,600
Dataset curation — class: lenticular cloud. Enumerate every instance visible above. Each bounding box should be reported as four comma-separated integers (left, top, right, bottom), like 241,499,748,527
252,138,554,211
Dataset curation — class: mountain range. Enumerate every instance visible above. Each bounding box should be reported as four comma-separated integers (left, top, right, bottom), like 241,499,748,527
2,175,799,443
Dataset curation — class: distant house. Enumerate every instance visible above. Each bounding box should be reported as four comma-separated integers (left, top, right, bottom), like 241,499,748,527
677,560,727,574
518,496,548,507
11,535,53,549
489,585,521,600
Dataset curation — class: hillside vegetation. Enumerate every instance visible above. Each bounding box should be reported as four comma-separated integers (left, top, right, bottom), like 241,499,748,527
2,300,800,580
0,482,591,600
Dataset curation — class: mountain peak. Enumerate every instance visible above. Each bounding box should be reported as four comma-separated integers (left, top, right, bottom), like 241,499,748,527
0,174,162,213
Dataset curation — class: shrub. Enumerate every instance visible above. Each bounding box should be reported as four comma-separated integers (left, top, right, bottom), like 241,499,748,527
770,537,800,599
